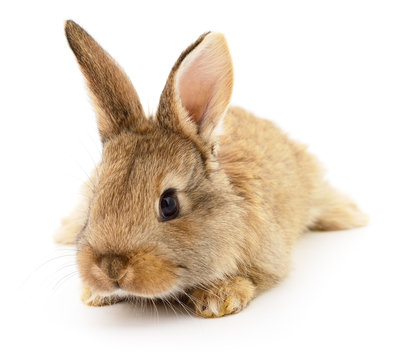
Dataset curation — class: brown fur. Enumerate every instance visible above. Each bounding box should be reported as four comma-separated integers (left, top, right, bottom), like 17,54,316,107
56,21,367,317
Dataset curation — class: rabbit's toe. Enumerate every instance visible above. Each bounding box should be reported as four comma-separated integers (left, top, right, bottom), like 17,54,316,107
81,287,122,307
190,276,256,318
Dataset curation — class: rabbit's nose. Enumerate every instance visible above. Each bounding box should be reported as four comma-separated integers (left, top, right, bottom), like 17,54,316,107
99,254,129,281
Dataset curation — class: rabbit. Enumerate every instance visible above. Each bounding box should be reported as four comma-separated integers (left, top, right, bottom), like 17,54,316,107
55,20,367,318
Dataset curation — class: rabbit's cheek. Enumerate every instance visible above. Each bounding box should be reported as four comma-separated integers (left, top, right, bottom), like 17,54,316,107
118,253,178,297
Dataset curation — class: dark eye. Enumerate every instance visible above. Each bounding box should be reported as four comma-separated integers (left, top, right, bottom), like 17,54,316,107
160,189,179,221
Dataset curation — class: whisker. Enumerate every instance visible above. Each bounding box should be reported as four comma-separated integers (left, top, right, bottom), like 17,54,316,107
193,284,225,302
85,133,102,159
53,263,78,274
173,295,194,318
180,290,204,309
80,140,100,169
161,298,169,315
162,297,179,318
19,252,78,290
52,271,79,292
150,298,159,322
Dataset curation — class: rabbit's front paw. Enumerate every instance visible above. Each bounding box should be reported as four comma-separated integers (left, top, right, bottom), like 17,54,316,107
81,287,123,307
190,276,256,318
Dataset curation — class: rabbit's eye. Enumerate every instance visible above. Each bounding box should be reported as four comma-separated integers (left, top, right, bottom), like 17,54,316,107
160,189,179,221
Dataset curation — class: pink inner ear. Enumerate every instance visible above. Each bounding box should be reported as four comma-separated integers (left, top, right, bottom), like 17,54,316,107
178,54,217,124
173,33,233,140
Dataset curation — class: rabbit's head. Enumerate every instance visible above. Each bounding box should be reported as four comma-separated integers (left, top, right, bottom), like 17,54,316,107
65,21,245,299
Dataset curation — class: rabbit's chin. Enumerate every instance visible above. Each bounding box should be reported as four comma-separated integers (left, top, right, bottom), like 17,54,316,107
112,287,179,299
90,284,181,300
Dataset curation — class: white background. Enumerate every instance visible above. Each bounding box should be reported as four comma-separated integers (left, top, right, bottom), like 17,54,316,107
1,1,392,359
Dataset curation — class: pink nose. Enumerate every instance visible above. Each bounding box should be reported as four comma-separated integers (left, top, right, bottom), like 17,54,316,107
99,254,128,281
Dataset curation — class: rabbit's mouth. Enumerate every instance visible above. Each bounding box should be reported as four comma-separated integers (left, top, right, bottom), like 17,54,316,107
77,242,182,298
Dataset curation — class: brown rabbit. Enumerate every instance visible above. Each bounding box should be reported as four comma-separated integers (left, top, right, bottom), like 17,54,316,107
55,20,367,318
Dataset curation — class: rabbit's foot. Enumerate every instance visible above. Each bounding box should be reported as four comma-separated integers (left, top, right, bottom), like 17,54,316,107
190,276,256,318
81,287,123,307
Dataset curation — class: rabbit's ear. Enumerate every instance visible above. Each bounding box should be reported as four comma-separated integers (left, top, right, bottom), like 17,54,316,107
157,32,233,145
65,20,146,142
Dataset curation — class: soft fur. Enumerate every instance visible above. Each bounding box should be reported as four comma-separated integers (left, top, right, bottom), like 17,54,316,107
55,20,367,318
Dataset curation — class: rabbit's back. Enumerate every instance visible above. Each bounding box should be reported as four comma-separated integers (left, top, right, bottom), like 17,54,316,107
219,106,323,244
